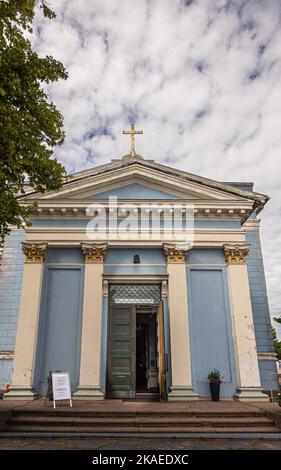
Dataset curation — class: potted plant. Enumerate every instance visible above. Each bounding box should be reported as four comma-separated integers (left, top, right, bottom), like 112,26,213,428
208,369,222,401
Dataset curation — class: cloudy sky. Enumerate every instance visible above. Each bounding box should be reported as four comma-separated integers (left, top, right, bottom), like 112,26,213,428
33,0,281,330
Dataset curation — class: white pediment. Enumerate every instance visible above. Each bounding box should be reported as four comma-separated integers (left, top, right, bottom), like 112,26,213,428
19,158,267,207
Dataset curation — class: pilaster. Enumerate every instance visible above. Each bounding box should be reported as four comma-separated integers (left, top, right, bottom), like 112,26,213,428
74,242,108,400
224,243,268,401
6,242,47,400
163,243,198,401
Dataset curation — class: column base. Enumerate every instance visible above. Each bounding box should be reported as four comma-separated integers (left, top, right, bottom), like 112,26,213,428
73,386,104,401
233,387,269,402
4,386,37,401
168,386,199,401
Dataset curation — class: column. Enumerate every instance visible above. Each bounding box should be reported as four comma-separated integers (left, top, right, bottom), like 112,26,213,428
7,242,47,399
224,243,268,401
163,243,198,400
74,242,107,400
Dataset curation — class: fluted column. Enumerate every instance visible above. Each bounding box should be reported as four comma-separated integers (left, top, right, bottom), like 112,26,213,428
74,242,108,400
163,243,198,400
7,242,47,400
224,243,268,401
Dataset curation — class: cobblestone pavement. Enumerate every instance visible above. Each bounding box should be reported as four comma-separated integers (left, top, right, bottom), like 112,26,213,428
0,437,281,450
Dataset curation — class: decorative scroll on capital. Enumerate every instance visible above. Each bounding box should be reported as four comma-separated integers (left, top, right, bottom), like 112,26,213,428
163,243,190,264
224,243,250,265
81,242,108,263
21,242,47,263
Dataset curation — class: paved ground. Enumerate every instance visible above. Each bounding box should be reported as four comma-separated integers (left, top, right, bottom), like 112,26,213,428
0,436,281,450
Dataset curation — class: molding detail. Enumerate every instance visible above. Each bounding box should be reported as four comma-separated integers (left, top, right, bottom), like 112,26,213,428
0,351,14,360
233,387,269,402
73,386,104,400
257,352,277,361
161,280,168,298
21,242,47,263
223,243,250,265
102,279,109,297
163,243,189,264
81,242,108,263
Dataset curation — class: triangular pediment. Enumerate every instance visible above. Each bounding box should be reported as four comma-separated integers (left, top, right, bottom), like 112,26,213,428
86,183,183,200
18,158,267,208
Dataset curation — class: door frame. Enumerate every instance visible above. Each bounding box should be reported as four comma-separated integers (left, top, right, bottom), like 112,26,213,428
104,279,169,399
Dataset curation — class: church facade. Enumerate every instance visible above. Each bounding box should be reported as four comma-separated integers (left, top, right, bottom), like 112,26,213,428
0,149,278,401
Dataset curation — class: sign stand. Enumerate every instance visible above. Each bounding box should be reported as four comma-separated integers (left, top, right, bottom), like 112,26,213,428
50,372,72,409
44,371,54,406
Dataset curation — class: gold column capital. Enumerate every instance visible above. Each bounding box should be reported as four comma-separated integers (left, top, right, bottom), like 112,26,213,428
21,242,47,263
163,243,190,263
224,243,250,265
81,242,108,263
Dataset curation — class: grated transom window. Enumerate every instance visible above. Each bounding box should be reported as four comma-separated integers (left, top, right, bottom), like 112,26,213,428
109,283,161,305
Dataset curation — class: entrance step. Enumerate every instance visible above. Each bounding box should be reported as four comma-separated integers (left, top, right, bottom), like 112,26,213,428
2,404,280,434
126,393,161,402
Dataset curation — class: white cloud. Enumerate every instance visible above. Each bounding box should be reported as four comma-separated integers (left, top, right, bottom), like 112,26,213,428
33,0,281,328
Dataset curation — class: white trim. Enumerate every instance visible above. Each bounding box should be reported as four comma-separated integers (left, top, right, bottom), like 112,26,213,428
21,164,256,202
0,351,14,360
103,275,168,282
257,352,277,361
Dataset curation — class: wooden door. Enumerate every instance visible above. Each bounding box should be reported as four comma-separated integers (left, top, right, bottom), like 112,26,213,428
157,301,167,399
106,305,136,398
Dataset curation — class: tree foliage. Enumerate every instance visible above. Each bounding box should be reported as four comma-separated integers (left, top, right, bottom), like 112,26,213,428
272,325,281,361
0,0,68,244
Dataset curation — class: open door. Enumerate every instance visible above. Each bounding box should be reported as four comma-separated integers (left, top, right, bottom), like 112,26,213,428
157,301,167,399
106,305,136,398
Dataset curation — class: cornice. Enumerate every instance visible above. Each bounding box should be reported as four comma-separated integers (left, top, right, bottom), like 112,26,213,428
24,201,254,222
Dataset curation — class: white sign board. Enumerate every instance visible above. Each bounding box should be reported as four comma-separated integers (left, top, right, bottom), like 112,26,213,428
51,372,72,408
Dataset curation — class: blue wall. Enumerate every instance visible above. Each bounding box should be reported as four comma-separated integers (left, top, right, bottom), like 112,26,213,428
104,248,166,275
187,249,237,397
87,183,181,199
246,227,279,390
0,229,25,388
34,248,84,395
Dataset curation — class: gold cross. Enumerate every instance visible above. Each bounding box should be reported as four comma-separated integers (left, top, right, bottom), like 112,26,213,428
123,123,143,158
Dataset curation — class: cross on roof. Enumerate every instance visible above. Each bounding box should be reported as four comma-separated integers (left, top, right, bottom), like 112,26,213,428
123,123,143,158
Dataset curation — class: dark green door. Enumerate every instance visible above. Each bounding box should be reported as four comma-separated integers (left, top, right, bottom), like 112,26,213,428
106,305,136,398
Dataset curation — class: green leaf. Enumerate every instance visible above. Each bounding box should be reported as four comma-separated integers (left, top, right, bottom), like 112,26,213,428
0,0,68,244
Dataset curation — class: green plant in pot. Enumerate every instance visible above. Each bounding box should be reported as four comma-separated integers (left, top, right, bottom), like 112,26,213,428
208,369,222,401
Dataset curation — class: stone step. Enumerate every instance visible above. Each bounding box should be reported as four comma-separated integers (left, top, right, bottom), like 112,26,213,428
8,415,274,427
200,417,274,427
7,416,202,426
11,409,265,418
4,424,280,434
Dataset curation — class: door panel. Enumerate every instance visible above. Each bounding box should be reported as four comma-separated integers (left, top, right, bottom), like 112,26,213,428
188,269,236,397
35,268,82,395
106,305,136,398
